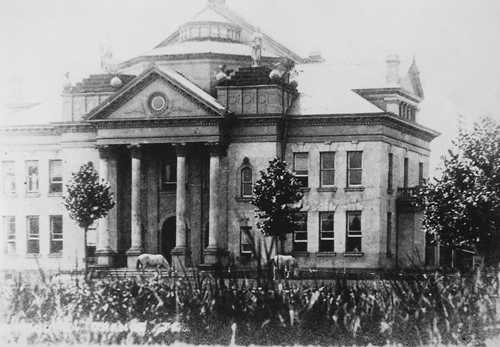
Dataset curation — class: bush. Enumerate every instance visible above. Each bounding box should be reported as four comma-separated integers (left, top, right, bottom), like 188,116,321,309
1,270,498,345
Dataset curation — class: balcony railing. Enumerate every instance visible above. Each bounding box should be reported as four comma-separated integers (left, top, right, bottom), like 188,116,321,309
397,186,422,211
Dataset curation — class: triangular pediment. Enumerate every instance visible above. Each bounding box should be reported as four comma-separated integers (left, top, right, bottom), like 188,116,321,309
86,67,226,120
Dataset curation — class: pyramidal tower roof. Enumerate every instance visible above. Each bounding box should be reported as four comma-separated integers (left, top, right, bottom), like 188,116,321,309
120,0,303,69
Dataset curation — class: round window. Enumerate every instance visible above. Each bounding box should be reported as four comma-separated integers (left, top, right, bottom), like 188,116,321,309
148,93,168,113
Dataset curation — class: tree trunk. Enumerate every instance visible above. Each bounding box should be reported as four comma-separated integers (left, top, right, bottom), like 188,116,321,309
84,227,88,279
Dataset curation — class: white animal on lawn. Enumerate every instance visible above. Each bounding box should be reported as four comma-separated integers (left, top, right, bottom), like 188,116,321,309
270,254,298,279
136,254,171,270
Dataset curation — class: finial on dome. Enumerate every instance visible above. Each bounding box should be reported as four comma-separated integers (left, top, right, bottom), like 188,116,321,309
110,76,123,88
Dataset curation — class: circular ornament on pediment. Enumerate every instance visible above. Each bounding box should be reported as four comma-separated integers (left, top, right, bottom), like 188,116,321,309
148,92,169,114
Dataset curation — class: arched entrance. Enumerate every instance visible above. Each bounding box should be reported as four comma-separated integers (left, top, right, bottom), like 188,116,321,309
161,216,176,263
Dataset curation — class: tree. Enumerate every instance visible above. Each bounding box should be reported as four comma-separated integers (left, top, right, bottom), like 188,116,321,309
252,158,304,255
64,162,115,275
417,116,500,265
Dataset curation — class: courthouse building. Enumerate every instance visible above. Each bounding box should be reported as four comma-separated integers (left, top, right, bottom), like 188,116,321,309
0,0,439,271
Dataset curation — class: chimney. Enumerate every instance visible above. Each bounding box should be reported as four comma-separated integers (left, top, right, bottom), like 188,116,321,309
385,54,400,85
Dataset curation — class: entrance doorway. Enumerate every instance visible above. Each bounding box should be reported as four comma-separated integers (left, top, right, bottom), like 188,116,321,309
161,216,176,264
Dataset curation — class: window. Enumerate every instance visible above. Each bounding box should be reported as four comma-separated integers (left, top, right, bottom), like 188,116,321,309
320,152,335,187
2,161,16,194
403,157,409,188
240,226,252,256
319,212,334,252
293,212,308,252
386,212,392,257
241,167,253,197
49,160,63,194
388,153,393,192
160,158,176,191
347,151,362,186
346,211,362,253
293,152,308,188
418,162,424,185
25,160,39,193
3,216,16,254
26,216,40,254
50,215,63,254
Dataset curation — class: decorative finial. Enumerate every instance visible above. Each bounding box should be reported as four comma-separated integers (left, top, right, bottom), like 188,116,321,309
62,72,72,92
100,41,119,74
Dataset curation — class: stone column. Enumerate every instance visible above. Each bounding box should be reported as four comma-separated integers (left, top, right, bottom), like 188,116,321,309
127,144,143,268
204,143,222,265
171,144,188,270
96,146,116,267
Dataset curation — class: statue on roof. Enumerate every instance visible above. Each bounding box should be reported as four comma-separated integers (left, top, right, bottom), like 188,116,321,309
251,30,263,67
100,42,119,75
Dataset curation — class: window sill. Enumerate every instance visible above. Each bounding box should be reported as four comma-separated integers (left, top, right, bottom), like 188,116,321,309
292,251,309,257
235,196,253,203
48,192,62,197
299,187,311,193
317,187,337,193
25,254,41,258
48,253,63,258
344,186,365,192
343,252,364,257
317,252,337,257
160,190,176,195
25,192,41,198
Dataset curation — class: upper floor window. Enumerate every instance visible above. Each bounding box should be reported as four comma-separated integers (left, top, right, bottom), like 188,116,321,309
346,211,362,253
26,215,40,254
49,160,63,194
1,161,16,195
240,226,253,256
241,167,253,198
293,212,308,252
319,212,334,252
347,151,362,186
388,153,394,192
293,152,308,188
160,158,176,191
50,215,63,254
25,160,39,193
320,152,335,187
3,216,16,254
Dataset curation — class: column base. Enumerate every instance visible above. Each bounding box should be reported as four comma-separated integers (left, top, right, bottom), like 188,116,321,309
203,245,219,265
126,248,143,269
96,248,116,267
171,247,189,271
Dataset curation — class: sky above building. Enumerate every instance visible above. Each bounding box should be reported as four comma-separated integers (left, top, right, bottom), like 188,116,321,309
0,0,499,174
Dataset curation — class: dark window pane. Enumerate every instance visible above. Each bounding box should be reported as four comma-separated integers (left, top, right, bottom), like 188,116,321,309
242,182,253,197
295,231,307,241
348,214,361,231
321,232,334,239
346,237,362,253
296,176,308,188
161,159,176,190
349,169,362,186
319,240,334,252
293,242,307,252
27,240,39,254
320,215,334,231
321,152,335,169
321,170,335,186
294,153,308,172
241,167,252,182
348,152,362,169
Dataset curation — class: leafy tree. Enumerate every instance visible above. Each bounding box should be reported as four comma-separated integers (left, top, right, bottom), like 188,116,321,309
417,116,500,264
64,162,115,275
252,158,304,255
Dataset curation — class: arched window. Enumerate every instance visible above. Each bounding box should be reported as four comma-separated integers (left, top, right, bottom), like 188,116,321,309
241,167,253,197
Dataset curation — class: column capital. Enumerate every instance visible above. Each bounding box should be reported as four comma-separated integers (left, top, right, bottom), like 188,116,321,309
127,143,142,158
173,143,188,156
205,142,224,156
96,145,117,159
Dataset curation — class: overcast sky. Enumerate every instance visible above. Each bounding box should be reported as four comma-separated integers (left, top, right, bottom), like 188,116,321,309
1,0,499,174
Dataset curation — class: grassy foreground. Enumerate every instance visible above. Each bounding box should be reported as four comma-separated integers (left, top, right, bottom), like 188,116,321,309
0,270,498,346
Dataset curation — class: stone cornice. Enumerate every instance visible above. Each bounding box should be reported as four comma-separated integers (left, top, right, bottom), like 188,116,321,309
92,117,222,129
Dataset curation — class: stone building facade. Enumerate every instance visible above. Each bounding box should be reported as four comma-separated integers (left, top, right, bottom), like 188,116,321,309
0,0,438,271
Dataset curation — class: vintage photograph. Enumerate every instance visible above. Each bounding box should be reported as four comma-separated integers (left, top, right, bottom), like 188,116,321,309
0,0,499,345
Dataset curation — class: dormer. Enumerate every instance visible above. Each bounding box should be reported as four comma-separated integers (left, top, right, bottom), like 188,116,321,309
353,55,424,123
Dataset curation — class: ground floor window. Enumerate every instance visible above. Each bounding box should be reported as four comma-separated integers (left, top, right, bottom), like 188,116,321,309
293,212,308,252
50,215,63,254
27,215,40,254
3,216,16,254
319,212,334,252
240,226,253,256
346,211,362,253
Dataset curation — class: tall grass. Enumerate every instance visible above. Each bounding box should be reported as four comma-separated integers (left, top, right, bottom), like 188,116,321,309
1,269,498,346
